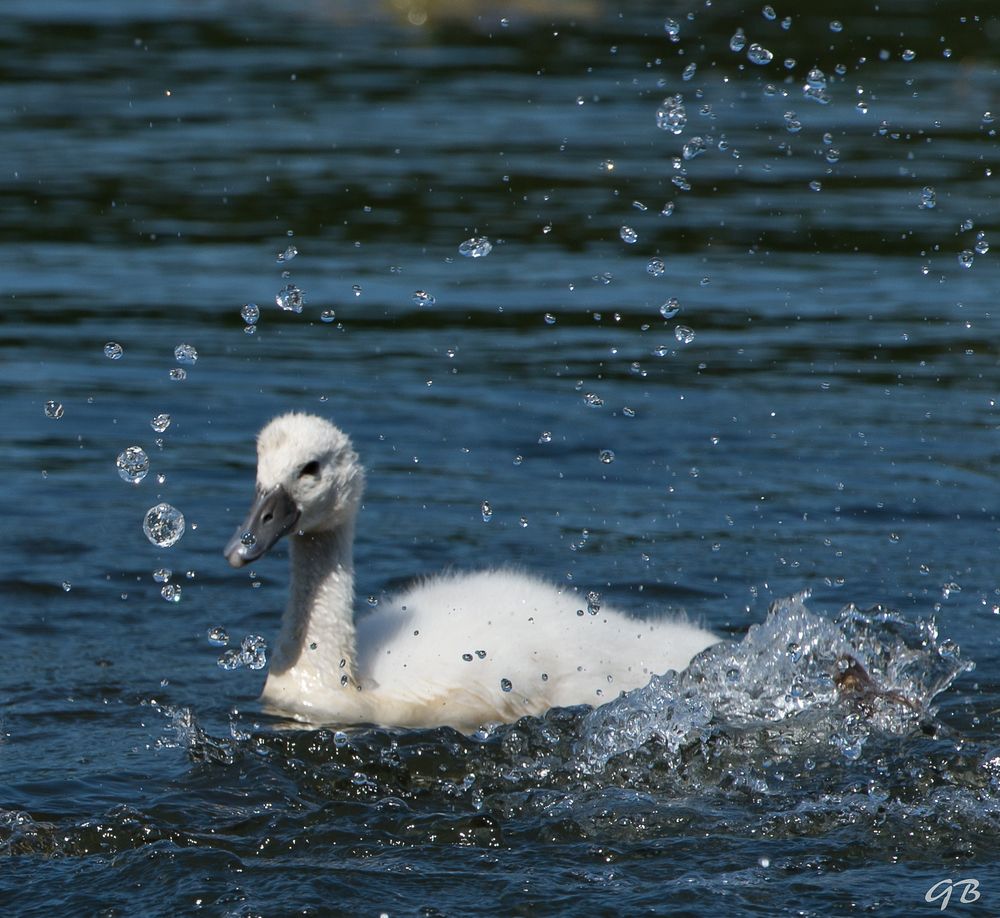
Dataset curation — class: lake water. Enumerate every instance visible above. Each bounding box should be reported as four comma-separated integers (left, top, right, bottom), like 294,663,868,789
2,1,1000,914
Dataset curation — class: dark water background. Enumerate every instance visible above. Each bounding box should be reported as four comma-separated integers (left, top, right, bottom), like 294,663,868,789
2,0,1000,914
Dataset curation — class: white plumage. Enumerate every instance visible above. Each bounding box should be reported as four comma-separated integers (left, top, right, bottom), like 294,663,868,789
225,413,717,731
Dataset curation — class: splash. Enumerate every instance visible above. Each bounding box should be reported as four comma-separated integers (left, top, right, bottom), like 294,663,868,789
575,593,971,771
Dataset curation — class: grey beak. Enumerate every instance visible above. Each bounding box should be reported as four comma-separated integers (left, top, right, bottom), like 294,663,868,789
224,485,301,568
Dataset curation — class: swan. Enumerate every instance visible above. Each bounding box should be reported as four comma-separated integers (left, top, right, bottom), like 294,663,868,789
224,413,718,731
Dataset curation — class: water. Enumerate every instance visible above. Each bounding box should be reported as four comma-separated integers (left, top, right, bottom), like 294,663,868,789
2,1,1000,914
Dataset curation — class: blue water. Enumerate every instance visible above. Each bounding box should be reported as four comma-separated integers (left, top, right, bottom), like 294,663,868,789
3,1,1000,914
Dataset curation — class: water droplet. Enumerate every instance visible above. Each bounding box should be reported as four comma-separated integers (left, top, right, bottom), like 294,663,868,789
747,43,773,65
412,290,435,307
599,159,615,173
975,231,990,255
809,180,823,192
217,648,243,671
239,530,257,549
682,136,707,159
320,309,337,323
543,313,556,325
659,298,680,319
61,581,72,592
783,111,802,134
762,5,776,20
663,17,680,42
241,634,267,670
475,649,487,659
598,449,615,464
207,626,229,646
661,202,675,217
149,414,170,434
681,62,697,82
174,343,198,365
116,446,150,484
655,94,687,134
276,284,305,312
729,28,746,52
538,431,552,444
586,590,601,615
44,400,64,419
143,503,185,548
500,678,513,693
901,49,916,62
619,225,638,244
918,186,936,210
104,342,123,360
481,500,493,523
623,406,636,417
584,392,604,407
462,652,474,662
276,245,298,263
675,325,696,344
647,258,665,277
829,20,843,32
958,250,975,269
241,303,260,325
459,236,493,258
161,583,182,603
169,368,187,381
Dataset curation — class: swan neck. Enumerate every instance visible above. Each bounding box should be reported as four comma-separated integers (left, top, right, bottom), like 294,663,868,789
271,523,357,681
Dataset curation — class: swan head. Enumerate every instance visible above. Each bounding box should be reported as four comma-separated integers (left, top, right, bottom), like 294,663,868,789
224,413,365,568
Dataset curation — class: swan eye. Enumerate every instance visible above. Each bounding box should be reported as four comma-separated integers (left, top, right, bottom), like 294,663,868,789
299,460,321,479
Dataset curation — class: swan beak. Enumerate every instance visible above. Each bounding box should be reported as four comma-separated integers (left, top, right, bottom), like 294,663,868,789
224,485,301,568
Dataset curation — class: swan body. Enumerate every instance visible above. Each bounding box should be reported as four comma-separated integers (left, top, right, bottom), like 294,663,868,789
225,413,717,731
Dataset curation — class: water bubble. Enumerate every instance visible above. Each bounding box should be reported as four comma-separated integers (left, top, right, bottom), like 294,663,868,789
829,20,843,32
161,583,182,603
584,392,604,407
143,503,185,548
169,368,186,381
475,650,487,659
116,446,150,484
149,414,171,434
500,677,513,693
663,18,680,42
681,62,697,82
459,236,493,258
960,218,974,232
901,49,916,62
655,94,687,134
217,648,243,670
918,186,936,210
675,325,696,344
241,303,260,325
276,284,305,312
619,225,638,244
652,345,671,358
481,500,493,523
104,342,124,360
809,180,823,192
44,400,64,419
352,284,362,297
729,28,746,52
958,250,974,269
462,653,474,662
207,626,229,647
647,258,665,277
598,449,615,464
61,581,71,592
538,431,552,444
174,343,198,365
320,309,337,323
659,298,680,319
747,44,773,65
276,245,298,263
762,5,776,20
975,231,990,255
660,202,675,217
543,313,556,325
154,568,173,583
599,159,615,173
825,148,841,164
